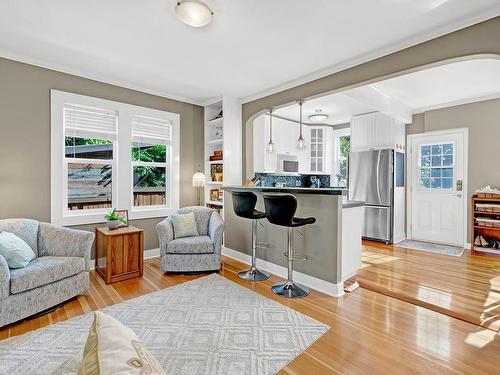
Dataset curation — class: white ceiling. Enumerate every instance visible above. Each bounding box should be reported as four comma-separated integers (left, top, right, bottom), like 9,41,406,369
274,58,500,124
372,58,500,112
1,1,499,105
274,94,374,125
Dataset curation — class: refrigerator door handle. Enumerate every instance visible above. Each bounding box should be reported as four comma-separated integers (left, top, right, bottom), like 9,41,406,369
376,151,382,205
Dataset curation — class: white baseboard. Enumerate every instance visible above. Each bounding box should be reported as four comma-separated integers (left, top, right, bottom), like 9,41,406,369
222,246,344,297
144,248,160,260
89,248,160,270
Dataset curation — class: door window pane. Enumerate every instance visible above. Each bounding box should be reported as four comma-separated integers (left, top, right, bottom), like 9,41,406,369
431,145,442,155
67,163,112,210
419,143,454,190
442,178,453,189
443,155,453,166
431,156,441,167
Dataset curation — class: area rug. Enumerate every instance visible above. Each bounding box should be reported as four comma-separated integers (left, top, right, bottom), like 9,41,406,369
396,239,464,257
0,273,329,375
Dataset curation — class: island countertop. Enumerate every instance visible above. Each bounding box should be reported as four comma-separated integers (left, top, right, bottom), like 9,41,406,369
221,185,344,195
222,185,364,208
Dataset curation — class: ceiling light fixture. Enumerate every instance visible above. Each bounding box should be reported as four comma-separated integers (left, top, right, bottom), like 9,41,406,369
175,1,213,28
308,109,329,123
266,108,275,153
296,99,306,151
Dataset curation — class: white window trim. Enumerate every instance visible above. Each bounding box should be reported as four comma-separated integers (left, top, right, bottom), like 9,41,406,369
332,128,351,178
51,90,180,226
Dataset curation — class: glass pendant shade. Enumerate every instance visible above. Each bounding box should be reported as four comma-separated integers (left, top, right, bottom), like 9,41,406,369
296,135,306,151
267,108,275,153
266,141,275,153
296,100,306,151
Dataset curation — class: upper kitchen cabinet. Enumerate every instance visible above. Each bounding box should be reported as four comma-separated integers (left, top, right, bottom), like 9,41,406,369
275,117,300,156
350,112,405,152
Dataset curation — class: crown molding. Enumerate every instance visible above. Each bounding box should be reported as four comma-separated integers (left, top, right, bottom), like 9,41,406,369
0,49,208,107
241,6,500,104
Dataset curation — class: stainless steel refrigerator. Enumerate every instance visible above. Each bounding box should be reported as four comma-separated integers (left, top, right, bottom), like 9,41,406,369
349,149,394,243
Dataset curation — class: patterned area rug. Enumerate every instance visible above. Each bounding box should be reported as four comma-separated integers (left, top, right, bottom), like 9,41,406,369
0,274,329,375
397,239,464,257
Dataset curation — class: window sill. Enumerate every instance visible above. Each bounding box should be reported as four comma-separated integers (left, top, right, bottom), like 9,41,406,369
56,207,175,227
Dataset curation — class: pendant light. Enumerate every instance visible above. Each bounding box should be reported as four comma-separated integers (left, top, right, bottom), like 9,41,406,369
296,99,306,151
266,108,275,153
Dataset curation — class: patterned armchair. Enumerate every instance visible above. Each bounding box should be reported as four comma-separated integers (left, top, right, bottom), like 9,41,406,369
0,219,94,327
156,207,224,273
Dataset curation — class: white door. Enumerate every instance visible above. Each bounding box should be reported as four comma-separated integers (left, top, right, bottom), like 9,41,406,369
409,129,467,246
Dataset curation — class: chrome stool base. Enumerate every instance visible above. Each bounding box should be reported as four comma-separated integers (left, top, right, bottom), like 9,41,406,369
238,267,270,281
272,281,310,298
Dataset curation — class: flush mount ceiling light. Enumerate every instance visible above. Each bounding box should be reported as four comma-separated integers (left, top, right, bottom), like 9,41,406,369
175,1,213,27
308,109,329,123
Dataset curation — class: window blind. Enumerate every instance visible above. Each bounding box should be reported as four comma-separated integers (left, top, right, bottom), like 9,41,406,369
132,116,172,145
64,104,118,140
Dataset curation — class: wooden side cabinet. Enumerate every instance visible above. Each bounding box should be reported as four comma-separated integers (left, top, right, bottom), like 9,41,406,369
95,226,144,284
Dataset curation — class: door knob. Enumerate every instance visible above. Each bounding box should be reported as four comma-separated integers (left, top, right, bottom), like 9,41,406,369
456,193,463,198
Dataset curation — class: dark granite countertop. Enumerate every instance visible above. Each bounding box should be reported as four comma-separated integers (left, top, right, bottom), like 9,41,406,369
221,185,344,195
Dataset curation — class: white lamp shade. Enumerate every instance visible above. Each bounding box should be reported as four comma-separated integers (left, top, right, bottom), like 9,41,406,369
175,1,213,27
192,171,206,187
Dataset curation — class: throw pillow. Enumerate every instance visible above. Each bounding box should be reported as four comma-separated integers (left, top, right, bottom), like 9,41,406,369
0,231,36,269
171,212,199,238
78,311,166,375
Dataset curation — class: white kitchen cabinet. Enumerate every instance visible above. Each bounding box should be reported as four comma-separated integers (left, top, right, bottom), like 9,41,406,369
276,118,300,156
351,112,405,151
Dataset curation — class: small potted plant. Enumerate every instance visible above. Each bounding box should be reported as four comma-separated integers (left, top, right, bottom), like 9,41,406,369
104,208,126,230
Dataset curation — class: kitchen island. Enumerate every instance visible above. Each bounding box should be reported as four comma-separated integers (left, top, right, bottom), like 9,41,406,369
221,185,364,296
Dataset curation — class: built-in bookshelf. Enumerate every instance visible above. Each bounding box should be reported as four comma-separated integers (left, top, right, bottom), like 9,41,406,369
204,101,224,215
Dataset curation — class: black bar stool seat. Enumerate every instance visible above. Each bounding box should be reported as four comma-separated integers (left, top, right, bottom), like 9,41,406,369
232,191,270,281
264,194,316,298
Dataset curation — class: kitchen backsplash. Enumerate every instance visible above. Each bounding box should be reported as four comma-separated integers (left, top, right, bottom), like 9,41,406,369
255,173,330,188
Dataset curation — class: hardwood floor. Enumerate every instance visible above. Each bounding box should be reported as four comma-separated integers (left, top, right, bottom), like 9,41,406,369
358,240,500,332
1,255,499,374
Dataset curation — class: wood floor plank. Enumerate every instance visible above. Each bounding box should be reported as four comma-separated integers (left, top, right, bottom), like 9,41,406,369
357,241,500,332
1,255,499,374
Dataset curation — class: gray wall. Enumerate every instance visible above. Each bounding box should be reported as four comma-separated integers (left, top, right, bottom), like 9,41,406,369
0,57,204,255
242,16,500,180
407,98,500,241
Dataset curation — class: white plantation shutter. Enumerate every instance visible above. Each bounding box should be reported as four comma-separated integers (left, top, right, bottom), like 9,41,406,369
132,116,172,145
64,104,118,140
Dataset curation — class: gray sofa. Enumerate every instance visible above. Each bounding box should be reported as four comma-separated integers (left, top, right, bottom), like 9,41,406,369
156,207,224,273
0,219,94,327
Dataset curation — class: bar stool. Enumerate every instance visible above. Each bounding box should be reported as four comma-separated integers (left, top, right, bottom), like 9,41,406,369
263,194,316,298
232,191,270,281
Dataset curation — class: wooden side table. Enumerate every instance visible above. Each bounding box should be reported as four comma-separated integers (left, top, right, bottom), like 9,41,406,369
95,226,144,284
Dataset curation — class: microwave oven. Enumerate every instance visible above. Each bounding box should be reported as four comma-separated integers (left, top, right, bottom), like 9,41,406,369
277,154,299,174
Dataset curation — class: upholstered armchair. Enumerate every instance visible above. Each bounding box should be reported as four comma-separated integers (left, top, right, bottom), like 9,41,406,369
0,219,94,327
156,207,224,273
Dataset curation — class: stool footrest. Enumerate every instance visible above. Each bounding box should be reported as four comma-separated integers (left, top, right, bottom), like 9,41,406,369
283,252,308,261
256,241,271,249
